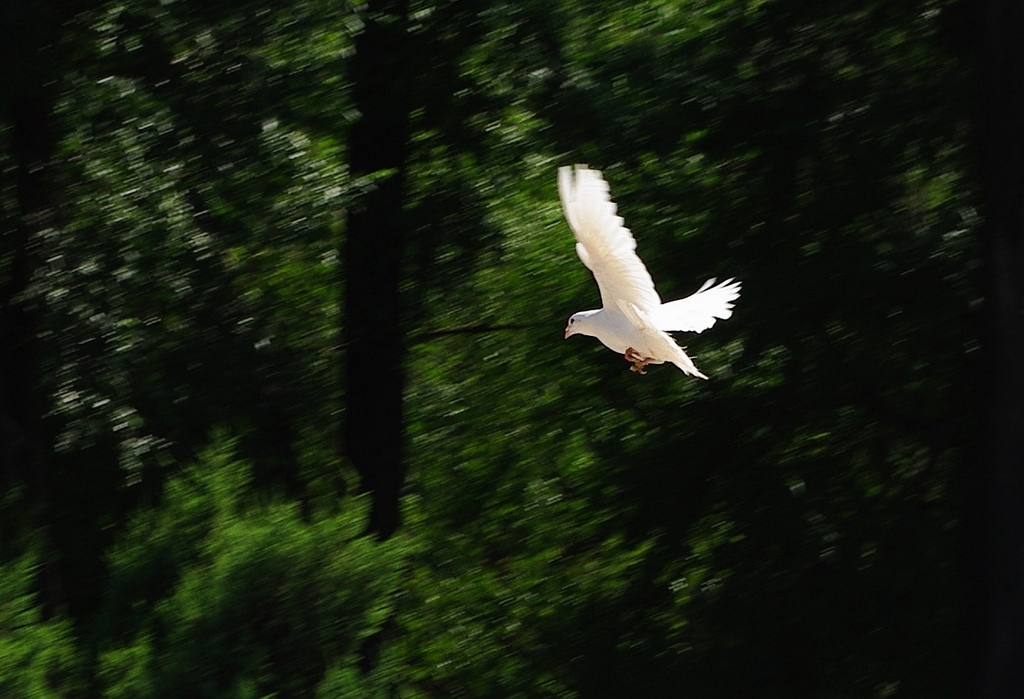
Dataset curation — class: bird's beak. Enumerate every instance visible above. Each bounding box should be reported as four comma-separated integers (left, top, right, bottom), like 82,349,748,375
564,325,572,339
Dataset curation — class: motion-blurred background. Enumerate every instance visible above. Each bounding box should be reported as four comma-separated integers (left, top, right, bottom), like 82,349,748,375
0,1,1008,696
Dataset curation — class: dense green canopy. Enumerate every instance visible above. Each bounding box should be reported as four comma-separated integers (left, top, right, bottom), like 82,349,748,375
0,0,995,696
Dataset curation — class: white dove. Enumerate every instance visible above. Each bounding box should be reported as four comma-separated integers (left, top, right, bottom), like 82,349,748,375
559,165,740,378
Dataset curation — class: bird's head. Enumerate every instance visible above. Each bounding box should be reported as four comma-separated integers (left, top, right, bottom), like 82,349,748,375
564,310,598,339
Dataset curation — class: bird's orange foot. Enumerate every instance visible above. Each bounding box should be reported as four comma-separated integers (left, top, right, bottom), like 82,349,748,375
624,347,652,375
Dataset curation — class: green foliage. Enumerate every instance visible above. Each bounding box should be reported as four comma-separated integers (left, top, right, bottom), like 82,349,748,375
35,0,353,482
97,437,406,698
0,0,976,696
0,553,83,697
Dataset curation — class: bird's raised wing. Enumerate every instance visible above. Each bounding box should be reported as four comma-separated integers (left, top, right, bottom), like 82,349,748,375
559,165,661,313
653,278,741,333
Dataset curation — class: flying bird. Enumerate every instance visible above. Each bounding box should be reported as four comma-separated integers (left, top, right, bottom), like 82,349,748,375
559,165,740,378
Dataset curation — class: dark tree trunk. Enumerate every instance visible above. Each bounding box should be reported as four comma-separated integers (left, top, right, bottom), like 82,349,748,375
0,25,58,513
0,98,50,502
343,0,413,541
0,6,65,614
975,1,1024,695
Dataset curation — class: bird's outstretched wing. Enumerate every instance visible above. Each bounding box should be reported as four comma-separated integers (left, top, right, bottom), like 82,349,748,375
558,165,661,314
653,278,741,333
616,301,707,379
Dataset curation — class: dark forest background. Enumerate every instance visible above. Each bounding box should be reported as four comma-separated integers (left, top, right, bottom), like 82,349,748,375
1,0,1020,696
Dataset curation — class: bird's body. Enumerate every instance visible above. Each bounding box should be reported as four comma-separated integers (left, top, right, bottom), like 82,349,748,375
567,309,643,356
559,165,740,378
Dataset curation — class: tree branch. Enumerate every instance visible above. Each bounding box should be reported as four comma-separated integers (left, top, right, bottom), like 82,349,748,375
408,322,547,344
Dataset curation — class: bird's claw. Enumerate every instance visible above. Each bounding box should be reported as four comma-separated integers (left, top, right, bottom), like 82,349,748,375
624,347,651,375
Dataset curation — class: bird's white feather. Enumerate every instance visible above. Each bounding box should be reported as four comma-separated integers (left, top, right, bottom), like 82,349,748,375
559,164,738,378
653,278,741,333
616,301,707,379
558,165,662,314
